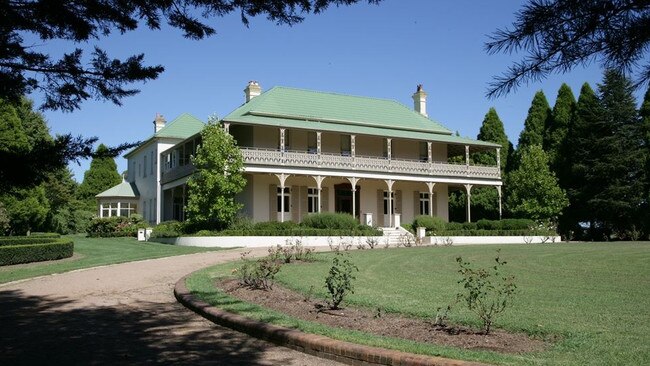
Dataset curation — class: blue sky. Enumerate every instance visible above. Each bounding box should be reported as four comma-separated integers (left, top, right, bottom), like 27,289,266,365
32,0,618,182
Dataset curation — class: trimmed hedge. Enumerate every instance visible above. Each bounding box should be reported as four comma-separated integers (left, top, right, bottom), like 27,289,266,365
0,237,61,246
28,232,61,238
427,229,556,237
301,213,359,230
0,238,74,266
212,228,381,237
412,215,446,232
87,216,148,238
422,219,552,237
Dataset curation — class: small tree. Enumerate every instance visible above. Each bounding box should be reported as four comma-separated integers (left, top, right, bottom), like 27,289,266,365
517,91,551,152
77,144,122,211
456,250,517,334
505,145,568,223
186,117,246,230
325,252,358,310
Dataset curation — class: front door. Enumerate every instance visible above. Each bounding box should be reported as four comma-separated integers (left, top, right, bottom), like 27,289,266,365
334,183,360,217
276,187,291,221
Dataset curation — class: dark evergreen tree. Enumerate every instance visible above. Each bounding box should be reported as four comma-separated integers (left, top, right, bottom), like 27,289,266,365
471,108,511,220
545,83,576,174
637,85,650,238
517,90,551,151
77,144,122,212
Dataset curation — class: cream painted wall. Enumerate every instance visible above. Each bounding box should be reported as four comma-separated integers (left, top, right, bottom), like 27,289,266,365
355,135,383,156
431,143,447,161
253,126,278,149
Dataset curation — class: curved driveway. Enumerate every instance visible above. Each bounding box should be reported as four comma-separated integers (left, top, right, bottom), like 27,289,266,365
0,248,342,365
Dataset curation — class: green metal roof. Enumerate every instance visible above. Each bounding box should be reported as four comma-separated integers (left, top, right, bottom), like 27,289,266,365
223,87,499,149
124,113,205,157
96,180,140,198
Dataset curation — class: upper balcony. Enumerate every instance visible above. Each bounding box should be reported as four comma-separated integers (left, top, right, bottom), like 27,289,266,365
240,147,500,180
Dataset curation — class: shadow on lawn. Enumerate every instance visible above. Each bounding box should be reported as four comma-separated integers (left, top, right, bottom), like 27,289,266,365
0,289,298,365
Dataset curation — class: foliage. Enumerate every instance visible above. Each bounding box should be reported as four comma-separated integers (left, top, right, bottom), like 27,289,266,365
455,250,517,334
0,238,74,266
150,220,185,238
486,0,650,97
474,107,510,174
86,215,147,237
324,252,358,309
412,215,446,233
517,90,551,151
1,0,380,111
76,144,122,211
0,236,60,246
0,202,9,235
641,86,650,238
0,185,50,235
545,83,576,174
234,251,283,290
186,118,246,230
505,145,568,222
301,212,359,230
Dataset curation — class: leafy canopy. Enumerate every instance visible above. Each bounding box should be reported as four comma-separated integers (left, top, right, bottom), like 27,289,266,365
487,0,650,97
1,0,380,111
77,144,122,211
186,117,246,230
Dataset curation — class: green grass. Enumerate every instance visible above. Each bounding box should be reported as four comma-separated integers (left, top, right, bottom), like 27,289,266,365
186,242,650,365
0,235,225,284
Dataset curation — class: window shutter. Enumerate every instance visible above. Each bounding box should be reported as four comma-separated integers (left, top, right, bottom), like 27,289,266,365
395,190,402,214
321,187,329,212
291,185,299,222
269,185,277,221
376,190,384,227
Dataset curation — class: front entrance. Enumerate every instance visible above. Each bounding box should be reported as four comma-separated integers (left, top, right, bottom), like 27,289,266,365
334,183,360,218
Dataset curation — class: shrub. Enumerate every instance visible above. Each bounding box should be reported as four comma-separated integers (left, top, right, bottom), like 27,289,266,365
500,219,535,230
0,236,61,246
412,215,447,233
87,216,147,237
0,239,74,266
151,221,184,238
445,222,464,231
324,252,358,309
476,219,500,230
455,249,517,334
301,212,358,230
28,232,61,238
234,252,282,290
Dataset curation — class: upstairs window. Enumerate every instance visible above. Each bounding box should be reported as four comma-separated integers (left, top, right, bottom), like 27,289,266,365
419,142,428,162
340,135,351,156
307,132,317,154
143,155,147,178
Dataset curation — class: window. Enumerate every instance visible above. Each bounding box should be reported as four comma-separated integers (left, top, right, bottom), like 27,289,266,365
419,142,428,162
183,141,192,165
383,191,394,215
307,188,319,213
341,135,351,156
163,153,171,171
150,151,154,175
419,192,430,215
138,163,142,177
382,138,389,158
143,155,147,177
307,132,317,153
119,202,136,217
276,187,290,212
101,204,109,218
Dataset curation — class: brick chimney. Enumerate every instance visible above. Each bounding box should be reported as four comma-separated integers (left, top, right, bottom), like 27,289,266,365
412,84,428,117
244,81,262,102
153,113,166,133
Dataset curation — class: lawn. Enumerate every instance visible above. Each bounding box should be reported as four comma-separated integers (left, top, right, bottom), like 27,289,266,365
0,235,225,284
186,242,650,365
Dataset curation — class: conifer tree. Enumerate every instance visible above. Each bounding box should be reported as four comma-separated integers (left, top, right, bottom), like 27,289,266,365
517,90,551,150
77,144,122,212
640,87,650,238
545,83,576,174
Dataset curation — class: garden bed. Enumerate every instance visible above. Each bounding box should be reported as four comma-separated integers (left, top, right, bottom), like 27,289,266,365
217,278,547,354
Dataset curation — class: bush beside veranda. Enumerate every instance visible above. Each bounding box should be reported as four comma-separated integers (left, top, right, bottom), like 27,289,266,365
86,215,147,238
0,238,74,266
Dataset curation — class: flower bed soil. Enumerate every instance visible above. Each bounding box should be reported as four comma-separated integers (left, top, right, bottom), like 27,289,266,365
217,278,549,354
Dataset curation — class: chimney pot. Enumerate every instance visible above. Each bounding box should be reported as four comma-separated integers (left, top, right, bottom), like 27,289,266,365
244,81,262,102
153,113,166,133
412,84,428,117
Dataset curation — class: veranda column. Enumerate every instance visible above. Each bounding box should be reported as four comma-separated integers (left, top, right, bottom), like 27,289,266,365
465,145,470,173
275,173,289,222
427,141,433,173
385,179,395,227
387,138,392,160
347,177,359,220
496,147,501,176
351,134,356,168
117,202,121,218
426,182,436,217
313,175,325,213
496,185,502,220
223,122,230,133
464,184,473,223
99,203,104,218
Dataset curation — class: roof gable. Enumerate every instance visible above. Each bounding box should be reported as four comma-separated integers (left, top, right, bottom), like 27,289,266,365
223,87,453,135
124,113,205,157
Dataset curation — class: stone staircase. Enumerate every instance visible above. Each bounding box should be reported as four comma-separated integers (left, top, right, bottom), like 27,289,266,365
380,227,416,247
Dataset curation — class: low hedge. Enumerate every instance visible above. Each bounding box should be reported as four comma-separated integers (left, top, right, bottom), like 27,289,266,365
301,212,359,230
426,229,556,237
0,237,62,246
211,228,382,237
87,215,147,238
28,232,61,238
0,239,74,266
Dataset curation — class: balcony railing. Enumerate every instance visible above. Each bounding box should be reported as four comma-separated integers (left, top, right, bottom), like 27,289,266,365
241,148,500,180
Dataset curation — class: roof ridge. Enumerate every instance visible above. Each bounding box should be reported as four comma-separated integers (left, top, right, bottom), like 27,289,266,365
269,85,407,104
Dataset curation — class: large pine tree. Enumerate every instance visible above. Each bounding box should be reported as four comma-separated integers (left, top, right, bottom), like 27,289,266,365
518,90,551,150
641,87,650,237
580,71,646,239
545,83,576,175
77,144,122,212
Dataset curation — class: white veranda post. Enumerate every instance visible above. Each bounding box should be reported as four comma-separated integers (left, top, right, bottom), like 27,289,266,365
497,185,502,220
426,182,436,217
347,177,359,220
313,175,325,213
275,173,288,222
464,184,473,223
385,179,395,228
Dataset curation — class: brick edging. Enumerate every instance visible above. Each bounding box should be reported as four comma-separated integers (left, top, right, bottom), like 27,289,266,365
174,274,487,366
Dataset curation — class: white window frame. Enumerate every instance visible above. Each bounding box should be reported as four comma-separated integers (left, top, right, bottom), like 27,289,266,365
276,187,290,213
383,191,394,215
307,187,319,213
419,192,430,215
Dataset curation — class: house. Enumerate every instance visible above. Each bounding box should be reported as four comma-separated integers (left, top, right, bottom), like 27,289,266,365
97,82,502,227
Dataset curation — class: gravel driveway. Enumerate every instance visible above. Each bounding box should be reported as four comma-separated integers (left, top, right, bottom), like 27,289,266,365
0,248,342,365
